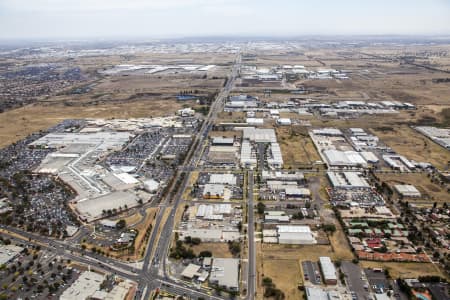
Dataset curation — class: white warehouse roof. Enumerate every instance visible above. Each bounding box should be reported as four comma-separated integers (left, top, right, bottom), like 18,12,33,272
327,172,370,189
243,128,277,143
209,174,236,185
394,184,421,197
319,256,337,282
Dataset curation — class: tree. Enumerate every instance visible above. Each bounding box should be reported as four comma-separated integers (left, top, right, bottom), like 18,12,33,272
323,224,336,234
116,219,126,229
199,251,212,257
257,202,266,215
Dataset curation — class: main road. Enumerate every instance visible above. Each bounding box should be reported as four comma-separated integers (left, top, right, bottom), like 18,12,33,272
138,50,242,299
0,50,243,300
246,170,256,299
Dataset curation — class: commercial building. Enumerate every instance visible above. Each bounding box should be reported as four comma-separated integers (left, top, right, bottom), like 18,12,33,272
267,142,283,168
179,228,240,242
209,258,240,291
242,128,277,143
196,204,232,220
327,172,370,189
60,271,105,300
383,155,415,171
212,137,234,146
177,107,195,117
264,211,290,223
276,118,292,126
246,118,264,126
277,225,316,244
181,264,202,280
0,245,24,265
209,174,236,185
240,140,257,168
319,256,337,285
395,184,421,198
323,150,367,168
203,184,225,199
261,170,305,183
414,126,450,150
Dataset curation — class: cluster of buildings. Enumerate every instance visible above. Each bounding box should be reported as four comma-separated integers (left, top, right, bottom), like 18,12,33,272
239,65,349,87
60,271,135,300
414,126,450,150
259,170,311,202
100,64,216,75
205,136,240,167
178,203,242,243
240,128,283,169
30,117,197,223
263,225,316,244
180,257,240,292
311,127,423,172
193,172,243,201
0,63,86,112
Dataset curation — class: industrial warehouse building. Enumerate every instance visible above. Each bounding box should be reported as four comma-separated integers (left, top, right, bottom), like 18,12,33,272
277,225,316,244
240,140,257,168
276,118,292,126
212,137,235,146
322,149,367,168
60,271,105,300
319,256,337,285
209,174,236,185
240,128,283,169
394,184,421,198
209,258,240,291
327,171,370,189
202,184,225,199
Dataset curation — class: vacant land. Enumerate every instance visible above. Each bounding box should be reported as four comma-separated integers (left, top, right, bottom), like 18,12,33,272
277,126,321,167
191,243,233,258
328,226,355,261
371,125,450,170
377,173,450,206
260,258,302,300
360,261,444,279
0,100,193,148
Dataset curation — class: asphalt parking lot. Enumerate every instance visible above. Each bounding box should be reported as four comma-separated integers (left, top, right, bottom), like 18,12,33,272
341,261,370,300
364,268,389,294
302,261,321,285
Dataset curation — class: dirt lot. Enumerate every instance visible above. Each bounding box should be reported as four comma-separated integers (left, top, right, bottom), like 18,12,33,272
376,173,450,206
360,261,444,279
371,125,450,170
277,126,321,168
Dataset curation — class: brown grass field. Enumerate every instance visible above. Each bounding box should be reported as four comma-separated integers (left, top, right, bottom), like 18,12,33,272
259,258,302,300
377,173,450,206
371,125,450,170
0,100,191,148
277,126,321,167
360,261,444,279
191,243,233,258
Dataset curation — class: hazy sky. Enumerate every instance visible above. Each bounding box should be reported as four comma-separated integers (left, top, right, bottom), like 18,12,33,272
1,0,449,40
